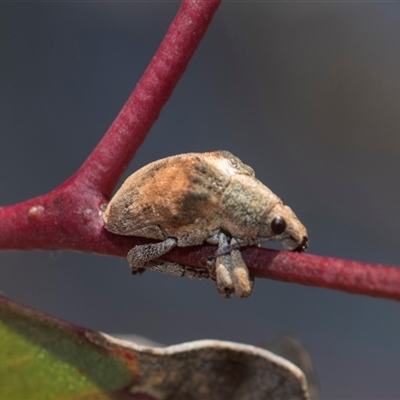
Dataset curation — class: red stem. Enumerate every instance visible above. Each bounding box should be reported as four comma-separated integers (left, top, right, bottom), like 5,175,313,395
75,0,220,198
1,0,400,303
0,0,220,252
246,249,400,301
164,245,400,302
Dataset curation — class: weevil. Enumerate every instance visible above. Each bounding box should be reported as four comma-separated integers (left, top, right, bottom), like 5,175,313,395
103,151,308,298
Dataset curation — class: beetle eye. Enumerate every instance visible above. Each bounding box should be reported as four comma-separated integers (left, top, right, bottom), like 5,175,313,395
271,216,287,235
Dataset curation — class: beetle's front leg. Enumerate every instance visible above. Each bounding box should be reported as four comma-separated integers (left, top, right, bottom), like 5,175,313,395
207,234,254,298
230,238,254,298
212,232,235,298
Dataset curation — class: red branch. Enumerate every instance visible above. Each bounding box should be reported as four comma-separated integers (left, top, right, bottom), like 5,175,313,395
163,245,400,302
1,0,400,303
0,0,220,254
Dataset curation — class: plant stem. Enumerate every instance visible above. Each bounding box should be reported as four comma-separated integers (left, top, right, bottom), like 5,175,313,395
167,245,400,302
1,0,400,303
74,0,221,198
0,0,220,252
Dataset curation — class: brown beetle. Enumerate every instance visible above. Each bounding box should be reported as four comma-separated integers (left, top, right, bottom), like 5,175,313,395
103,151,308,298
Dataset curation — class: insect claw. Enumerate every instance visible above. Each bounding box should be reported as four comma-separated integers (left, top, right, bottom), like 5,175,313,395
131,267,145,275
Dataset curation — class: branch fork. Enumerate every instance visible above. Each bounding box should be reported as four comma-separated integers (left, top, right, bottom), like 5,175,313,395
1,0,400,302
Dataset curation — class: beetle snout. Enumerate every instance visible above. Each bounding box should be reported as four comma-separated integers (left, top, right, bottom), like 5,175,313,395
293,236,308,252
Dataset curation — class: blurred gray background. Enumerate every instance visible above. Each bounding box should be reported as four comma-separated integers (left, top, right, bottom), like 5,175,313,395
1,2,400,398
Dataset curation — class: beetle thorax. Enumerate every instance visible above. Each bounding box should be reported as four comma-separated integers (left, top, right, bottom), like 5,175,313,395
219,174,280,239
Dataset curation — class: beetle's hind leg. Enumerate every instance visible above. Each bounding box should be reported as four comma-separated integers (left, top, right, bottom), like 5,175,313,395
127,238,209,279
142,261,209,279
127,237,177,274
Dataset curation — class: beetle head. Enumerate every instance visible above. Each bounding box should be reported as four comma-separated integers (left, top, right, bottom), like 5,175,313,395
261,203,308,252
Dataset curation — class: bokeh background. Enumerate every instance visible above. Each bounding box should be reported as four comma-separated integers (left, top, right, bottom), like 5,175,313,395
1,2,400,398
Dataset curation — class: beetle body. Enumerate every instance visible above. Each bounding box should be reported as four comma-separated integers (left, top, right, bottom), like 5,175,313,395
103,151,308,298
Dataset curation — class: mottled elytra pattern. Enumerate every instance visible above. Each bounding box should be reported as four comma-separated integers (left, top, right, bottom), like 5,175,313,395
103,151,308,298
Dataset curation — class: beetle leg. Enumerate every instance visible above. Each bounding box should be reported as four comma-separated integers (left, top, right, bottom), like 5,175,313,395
230,238,254,298
184,267,210,280
127,237,177,273
206,233,219,245
128,237,210,280
212,232,235,298
235,238,262,247
215,238,261,257
139,260,185,276
136,260,209,279
215,254,234,298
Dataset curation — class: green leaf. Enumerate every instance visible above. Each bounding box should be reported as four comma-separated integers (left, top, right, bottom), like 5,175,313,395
0,295,134,399
0,295,311,400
